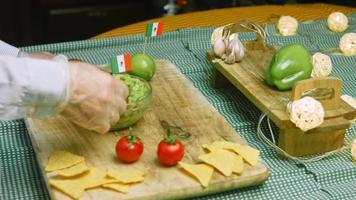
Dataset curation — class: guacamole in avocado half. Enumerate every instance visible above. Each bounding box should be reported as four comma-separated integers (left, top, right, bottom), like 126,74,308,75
111,74,152,130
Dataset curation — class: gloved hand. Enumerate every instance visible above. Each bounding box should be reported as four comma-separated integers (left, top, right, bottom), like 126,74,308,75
58,60,129,134
26,51,54,60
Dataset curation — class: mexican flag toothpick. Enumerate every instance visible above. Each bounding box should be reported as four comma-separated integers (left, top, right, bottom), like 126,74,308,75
145,22,164,37
143,22,164,54
110,54,131,74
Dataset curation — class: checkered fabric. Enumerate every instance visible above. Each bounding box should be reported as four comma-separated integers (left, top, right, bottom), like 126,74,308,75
1,13,356,200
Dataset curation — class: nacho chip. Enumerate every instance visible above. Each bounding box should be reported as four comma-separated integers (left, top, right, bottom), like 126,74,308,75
50,179,84,199
102,183,130,193
179,162,214,187
203,141,241,152
49,167,106,199
203,141,260,167
198,149,236,176
57,161,89,177
45,151,84,172
232,155,244,174
232,145,260,167
107,169,145,184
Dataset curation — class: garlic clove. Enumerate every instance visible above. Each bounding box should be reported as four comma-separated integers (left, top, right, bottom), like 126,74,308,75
224,46,236,64
211,26,224,46
234,39,245,62
213,38,226,57
228,33,238,42
223,38,230,48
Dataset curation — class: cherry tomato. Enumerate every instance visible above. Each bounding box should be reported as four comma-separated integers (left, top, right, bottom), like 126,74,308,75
157,137,184,166
115,135,144,163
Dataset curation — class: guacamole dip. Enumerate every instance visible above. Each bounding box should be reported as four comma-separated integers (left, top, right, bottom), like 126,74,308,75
111,74,151,130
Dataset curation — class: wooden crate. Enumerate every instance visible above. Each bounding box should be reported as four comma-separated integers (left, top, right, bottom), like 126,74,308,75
207,23,356,156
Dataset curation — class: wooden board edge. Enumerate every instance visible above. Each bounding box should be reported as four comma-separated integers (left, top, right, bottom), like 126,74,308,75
139,167,269,200
24,118,57,200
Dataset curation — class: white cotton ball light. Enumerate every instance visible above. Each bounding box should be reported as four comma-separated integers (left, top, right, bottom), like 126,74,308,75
288,96,324,132
311,52,332,78
277,16,298,36
339,32,356,56
327,12,348,32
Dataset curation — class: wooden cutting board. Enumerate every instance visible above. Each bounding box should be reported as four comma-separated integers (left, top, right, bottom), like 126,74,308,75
25,60,269,200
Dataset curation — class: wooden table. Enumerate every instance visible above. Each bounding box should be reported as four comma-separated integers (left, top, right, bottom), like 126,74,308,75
94,3,356,39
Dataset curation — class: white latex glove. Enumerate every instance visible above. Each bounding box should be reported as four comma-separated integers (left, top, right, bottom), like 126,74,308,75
59,60,128,134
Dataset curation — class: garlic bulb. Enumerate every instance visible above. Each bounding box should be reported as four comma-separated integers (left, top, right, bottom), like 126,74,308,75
327,12,348,32
339,32,356,56
277,16,298,36
311,52,332,78
288,96,324,132
224,35,245,64
211,26,224,46
213,38,226,57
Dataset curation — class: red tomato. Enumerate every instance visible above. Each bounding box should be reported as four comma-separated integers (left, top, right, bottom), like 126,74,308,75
115,135,144,163
157,138,184,166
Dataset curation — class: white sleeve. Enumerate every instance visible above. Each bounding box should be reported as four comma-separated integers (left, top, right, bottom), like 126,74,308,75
0,40,21,56
0,55,68,120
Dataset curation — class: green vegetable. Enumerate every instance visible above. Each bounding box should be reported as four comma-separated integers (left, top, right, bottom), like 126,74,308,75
130,54,156,81
111,74,152,130
265,44,313,90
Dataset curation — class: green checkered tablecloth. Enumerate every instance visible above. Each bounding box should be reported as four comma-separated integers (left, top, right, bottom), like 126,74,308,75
1,14,356,199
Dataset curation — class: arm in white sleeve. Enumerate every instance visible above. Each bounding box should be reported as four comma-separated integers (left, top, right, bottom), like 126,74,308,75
0,40,22,57
0,55,68,120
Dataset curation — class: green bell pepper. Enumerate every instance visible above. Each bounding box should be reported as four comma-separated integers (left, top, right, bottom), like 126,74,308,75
265,44,313,91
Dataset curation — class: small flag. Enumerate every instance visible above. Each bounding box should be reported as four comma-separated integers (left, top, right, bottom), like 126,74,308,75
111,54,131,74
145,22,164,37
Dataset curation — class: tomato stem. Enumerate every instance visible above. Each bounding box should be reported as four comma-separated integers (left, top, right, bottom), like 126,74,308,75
160,120,191,140
165,135,176,144
127,134,136,143
127,127,136,143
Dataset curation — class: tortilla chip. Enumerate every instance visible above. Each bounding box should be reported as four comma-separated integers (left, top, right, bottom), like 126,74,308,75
49,167,106,199
198,149,236,176
106,169,145,184
45,151,84,172
102,183,130,193
57,161,89,177
203,141,260,167
50,179,84,199
232,145,260,167
203,141,241,152
232,155,244,174
179,162,214,187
